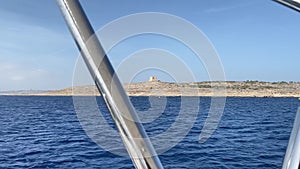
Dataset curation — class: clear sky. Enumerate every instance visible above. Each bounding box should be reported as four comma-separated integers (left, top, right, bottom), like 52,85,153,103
0,0,300,91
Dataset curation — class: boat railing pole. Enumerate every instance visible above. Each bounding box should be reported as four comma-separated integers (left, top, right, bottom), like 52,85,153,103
56,0,163,168
273,0,300,12
282,107,300,169
268,1,300,168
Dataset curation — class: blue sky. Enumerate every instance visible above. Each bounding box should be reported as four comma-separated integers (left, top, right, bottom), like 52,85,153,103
0,0,300,90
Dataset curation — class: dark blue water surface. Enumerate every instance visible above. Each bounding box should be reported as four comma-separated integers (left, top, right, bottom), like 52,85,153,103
0,96,299,169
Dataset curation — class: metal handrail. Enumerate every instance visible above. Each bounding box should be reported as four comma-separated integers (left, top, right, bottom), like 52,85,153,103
282,107,300,169
274,0,300,12
56,0,163,168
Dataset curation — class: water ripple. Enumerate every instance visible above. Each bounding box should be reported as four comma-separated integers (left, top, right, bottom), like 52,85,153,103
0,96,298,168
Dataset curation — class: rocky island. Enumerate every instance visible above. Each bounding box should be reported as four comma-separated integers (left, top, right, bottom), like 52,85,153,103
5,77,300,97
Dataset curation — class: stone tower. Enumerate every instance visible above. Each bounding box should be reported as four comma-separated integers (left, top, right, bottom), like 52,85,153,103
149,76,159,82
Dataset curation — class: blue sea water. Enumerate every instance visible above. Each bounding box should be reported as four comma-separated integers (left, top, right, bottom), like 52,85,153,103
0,96,299,169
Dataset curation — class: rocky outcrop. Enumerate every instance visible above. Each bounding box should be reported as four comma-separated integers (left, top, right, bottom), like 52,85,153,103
14,81,300,97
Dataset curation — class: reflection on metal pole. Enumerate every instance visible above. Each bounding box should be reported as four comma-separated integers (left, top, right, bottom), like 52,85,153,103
274,0,300,12
282,107,300,169
56,0,163,168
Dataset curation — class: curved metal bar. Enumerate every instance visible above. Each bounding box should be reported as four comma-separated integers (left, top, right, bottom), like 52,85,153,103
274,0,300,12
56,0,163,168
282,107,300,169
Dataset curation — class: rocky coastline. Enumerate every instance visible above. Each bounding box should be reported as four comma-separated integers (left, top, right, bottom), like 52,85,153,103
4,80,300,97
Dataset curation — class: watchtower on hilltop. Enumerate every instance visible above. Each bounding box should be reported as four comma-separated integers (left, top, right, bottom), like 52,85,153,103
149,76,159,82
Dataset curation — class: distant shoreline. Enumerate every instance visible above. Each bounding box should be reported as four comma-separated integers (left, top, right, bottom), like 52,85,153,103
2,81,300,98
1,95,299,98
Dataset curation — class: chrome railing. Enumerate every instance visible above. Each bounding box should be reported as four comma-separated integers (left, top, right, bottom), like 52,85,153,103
56,0,163,168
282,107,300,169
